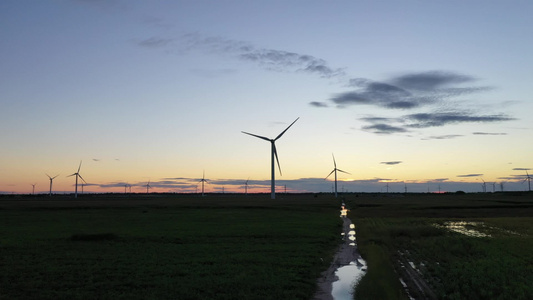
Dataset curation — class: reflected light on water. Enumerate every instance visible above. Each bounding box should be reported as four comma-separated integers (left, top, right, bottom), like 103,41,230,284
436,221,491,238
331,207,367,300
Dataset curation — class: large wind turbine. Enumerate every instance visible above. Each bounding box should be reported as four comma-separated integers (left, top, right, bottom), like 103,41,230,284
46,173,59,196
67,161,85,198
325,154,351,198
242,117,299,200
199,171,208,196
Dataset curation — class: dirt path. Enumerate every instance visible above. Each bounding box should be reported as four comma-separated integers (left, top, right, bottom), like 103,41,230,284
313,216,364,300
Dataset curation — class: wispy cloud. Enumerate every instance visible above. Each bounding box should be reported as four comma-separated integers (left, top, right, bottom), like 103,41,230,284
381,161,402,165
362,123,408,134
512,168,531,171
405,112,514,128
137,37,175,48
309,101,328,108
359,111,514,136
423,135,463,140
472,132,507,135
137,33,345,79
457,174,483,177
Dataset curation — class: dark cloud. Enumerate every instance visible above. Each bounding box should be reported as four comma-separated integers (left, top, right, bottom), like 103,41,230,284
381,161,402,165
309,101,328,108
457,174,483,177
472,132,507,135
330,71,489,110
391,71,475,91
362,124,408,134
512,168,531,171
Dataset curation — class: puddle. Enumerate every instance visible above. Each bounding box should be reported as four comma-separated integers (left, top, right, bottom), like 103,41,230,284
436,221,490,238
331,260,367,300
330,208,367,300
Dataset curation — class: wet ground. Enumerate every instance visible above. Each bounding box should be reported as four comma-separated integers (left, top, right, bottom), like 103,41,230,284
313,209,367,300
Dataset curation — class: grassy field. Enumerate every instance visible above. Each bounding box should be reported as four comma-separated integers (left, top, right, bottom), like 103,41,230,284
346,192,533,300
1,192,532,299
0,194,341,300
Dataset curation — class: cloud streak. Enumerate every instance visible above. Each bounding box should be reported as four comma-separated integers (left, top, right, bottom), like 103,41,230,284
137,33,345,79
381,161,402,165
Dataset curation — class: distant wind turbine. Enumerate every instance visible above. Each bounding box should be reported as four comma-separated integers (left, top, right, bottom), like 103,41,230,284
31,183,36,195
480,178,487,193
242,117,299,200
145,179,151,194
67,161,86,198
325,154,351,198
524,171,531,192
46,173,59,196
244,178,249,195
199,171,208,196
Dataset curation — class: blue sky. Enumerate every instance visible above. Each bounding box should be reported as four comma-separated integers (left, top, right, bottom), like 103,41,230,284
1,0,532,194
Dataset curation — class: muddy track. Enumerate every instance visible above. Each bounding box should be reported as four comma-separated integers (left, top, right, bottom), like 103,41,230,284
396,253,437,300
313,216,362,300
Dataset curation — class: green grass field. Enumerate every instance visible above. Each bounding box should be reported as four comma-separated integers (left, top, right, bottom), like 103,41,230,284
347,192,533,300
1,192,532,299
0,194,341,300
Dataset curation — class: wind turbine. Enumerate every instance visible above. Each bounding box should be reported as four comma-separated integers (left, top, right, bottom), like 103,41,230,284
31,183,36,195
199,171,208,196
67,161,85,198
480,178,487,193
244,178,249,195
46,174,59,196
145,180,151,194
242,117,299,200
325,154,351,198
524,171,531,192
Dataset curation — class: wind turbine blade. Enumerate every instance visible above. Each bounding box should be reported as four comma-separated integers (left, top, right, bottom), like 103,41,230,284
53,174,59,179
274,117,299,141
46,173,51,179
77,161,82,173
337,169,351,175
241,131,271,142
78,174,87,183
67,173,76,177
332,153,337,168
273,143,282,176
325,169,335,180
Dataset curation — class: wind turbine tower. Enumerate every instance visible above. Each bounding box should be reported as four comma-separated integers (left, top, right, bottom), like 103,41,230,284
46,174,59,196
325,154,351,198
67,161,86,198
31,183,36,195
242,118,299,200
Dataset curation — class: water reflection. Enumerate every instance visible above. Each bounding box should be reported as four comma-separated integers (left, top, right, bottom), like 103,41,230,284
436,221,490,238
331,206,367,299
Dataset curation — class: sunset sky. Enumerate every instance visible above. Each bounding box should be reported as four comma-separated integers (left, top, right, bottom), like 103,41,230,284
1,0,532,195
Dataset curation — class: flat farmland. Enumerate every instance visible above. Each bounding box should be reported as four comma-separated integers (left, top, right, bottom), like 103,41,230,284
1,192,532,299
